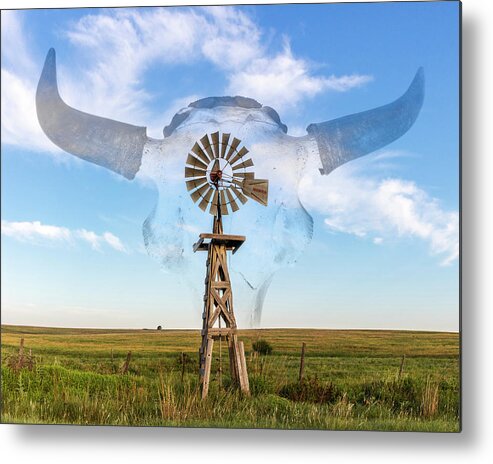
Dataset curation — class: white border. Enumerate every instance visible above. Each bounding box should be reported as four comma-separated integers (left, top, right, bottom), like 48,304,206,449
2,0,492,462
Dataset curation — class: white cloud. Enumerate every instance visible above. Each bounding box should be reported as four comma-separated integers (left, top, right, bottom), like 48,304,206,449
1,12,63,154
227,43,372,110
56,7,266,126
199,6,263,70
76,228,108,250
61,9,203,122
1,66,62,154
1,220,127,253
299,155,459,266
101,232,126,252
1,7,372,154
1,10,36,75
1,220,72,243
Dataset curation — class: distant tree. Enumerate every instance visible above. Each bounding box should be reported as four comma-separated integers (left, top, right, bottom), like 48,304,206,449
157,325,162,330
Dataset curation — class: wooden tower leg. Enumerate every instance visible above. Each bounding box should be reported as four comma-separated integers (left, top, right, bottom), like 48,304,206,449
230,337,250,395
228,337,238,383
238,341,250,395
201,337,214,399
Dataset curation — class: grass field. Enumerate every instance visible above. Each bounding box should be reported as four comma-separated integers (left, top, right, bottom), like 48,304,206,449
1,325,460,431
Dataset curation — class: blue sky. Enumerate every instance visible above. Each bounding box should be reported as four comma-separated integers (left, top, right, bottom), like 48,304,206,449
1,2,459,330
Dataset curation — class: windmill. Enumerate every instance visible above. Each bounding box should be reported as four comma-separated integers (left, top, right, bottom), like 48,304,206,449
185,131,268,398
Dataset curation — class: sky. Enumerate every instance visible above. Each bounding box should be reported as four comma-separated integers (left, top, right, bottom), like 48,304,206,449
1,1,460,331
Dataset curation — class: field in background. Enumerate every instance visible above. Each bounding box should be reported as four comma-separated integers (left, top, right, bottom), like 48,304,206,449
1,325,460,431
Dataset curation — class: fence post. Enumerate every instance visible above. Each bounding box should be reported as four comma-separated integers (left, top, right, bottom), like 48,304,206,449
299,342,306,382
122,351,132,374
398,354,406,381
16,338,25,370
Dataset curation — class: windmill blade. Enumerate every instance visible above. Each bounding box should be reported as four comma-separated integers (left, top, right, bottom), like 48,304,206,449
219,190,229,215
230,177,243,188
211,131,220,158
220,203,228,216
225,137,241,161
242,178,269,206
198,187,214,211
200,134,215,159
190,183,211,203
233,172,255,180
186,153,208,170
220,133,230,158
229,146,249,166
225,188,240,212
186,177,208,191
232,158,254,171
185,166,207,178
231,186,248,204
191,142,212,164
211,158,220,172
209,190,219,216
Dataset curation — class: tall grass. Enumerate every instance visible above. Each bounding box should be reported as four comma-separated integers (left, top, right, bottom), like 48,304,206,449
1,326,460,431
421,377,440,418
1,364,459,430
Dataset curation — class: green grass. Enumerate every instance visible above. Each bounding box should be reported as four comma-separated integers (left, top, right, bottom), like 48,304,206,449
1,325,460,431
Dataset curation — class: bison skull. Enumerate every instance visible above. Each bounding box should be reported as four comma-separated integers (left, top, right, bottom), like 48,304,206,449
36,48,424,326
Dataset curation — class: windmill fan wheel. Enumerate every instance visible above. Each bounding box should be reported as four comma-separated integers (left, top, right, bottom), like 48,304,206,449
184,131,267,216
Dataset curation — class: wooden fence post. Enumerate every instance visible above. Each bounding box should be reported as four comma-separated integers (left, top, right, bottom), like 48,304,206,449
398,354,406,381
299,342,306,382
16,338,25,370
122,351,132,374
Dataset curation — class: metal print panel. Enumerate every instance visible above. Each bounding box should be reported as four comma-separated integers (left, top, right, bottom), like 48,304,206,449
1,1,460,431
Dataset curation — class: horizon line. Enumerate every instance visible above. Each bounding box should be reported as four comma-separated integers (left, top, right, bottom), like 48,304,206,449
0,323,459,334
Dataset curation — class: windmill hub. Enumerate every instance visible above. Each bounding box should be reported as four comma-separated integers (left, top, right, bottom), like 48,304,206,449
207,157,232,190
186,131,270,398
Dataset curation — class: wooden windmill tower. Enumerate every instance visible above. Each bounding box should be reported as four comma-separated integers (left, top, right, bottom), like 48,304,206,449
184,132,269,398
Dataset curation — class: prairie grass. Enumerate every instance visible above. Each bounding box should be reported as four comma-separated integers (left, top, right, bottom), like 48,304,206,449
1,325,460,431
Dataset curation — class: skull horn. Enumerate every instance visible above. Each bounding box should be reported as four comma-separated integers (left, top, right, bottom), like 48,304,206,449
306,67,425,175
36,48,148,180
